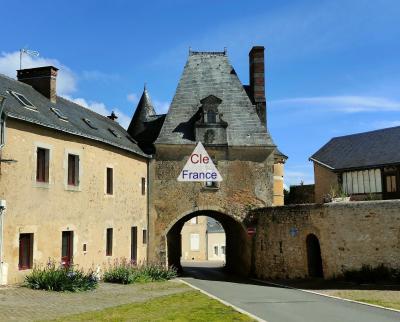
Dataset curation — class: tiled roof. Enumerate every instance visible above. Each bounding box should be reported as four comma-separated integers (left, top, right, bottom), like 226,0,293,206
155,51,275,147
0,73,149,158
310,126,400,170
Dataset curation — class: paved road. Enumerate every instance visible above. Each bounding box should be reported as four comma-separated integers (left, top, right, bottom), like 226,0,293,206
180,262,400,322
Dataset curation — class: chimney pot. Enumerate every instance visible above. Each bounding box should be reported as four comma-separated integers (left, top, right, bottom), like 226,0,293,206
108,111,118,121
17,66,58,103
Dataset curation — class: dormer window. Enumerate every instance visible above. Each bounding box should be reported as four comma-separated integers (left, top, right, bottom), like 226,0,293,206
206,111,217,123
9,91,37,111
109,128,121,138
82,118,98,129
50,107,68,121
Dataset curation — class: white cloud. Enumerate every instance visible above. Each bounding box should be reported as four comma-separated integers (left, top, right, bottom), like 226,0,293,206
270,96,400,113
127,93,139,104
154,100,169,114
63,95,131,129
0,51,77,96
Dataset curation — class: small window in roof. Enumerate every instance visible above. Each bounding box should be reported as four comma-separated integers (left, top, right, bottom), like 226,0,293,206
9,91,37,110
108,128,121,138
82,118,98,129
50,107,68,121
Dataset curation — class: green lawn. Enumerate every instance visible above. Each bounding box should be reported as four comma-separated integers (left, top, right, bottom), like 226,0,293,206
326,290,400,311
50,290,255,321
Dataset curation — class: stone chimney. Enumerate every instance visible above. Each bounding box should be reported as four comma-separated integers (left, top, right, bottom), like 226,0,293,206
17,66,58,103
249,46,266,126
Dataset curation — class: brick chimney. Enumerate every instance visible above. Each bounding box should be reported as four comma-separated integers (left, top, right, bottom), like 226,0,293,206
17,66,58,103
249,46,266,126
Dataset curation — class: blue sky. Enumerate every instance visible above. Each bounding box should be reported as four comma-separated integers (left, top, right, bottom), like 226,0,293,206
1,0,400,186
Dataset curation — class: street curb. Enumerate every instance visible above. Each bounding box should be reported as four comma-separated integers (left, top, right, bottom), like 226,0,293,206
178,279,267,322
250,278,400,315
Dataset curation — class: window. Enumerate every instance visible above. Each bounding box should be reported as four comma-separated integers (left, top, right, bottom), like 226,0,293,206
190,217,198,224
61,231,73,267
206,111,217,123
67,154,79,186
205,181,218,188
106,167,113,195
141,177,146,195
131,226,137,263
190,234,199,251
108,128,121,138
36,147,49,183
142,229,147,244
106,228,113,256
82,118,98,129
342,169,382,194
214,245,218,256
19,233,33,270
221,245,226,255
50,107,68,121
386,175,397,193
10,91,36,110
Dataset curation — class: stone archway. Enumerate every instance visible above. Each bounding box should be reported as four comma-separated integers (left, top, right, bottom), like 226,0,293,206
165,210,251,276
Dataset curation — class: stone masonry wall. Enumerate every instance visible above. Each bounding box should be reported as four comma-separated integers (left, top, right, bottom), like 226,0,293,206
252,200,400,279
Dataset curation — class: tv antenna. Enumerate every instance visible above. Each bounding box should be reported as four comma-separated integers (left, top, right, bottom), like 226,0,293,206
19,48,39,69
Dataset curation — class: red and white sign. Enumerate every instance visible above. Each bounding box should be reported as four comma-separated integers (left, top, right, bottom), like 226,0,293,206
247,227,256,236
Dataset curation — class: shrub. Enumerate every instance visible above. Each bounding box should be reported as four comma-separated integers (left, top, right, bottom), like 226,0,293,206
339,264,400,284
103,258,177,284
24,260,98,292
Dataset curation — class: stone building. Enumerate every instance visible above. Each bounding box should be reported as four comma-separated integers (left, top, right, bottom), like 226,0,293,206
0,66,149,284
128,46,284,274
311,126,400,203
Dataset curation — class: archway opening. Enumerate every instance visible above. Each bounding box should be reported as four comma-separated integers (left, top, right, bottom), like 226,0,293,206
166,210,251,276
306,234,324,278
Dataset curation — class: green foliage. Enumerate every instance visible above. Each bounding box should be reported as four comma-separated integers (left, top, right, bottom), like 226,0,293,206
340,264,400,284
24,260,98,292
103,259,177,284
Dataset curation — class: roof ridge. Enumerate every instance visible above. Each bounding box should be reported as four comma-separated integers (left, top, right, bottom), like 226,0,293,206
331,125,400,140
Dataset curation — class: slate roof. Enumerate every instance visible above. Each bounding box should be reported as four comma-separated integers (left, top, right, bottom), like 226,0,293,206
127,88,166,154
155,51,275,147
0,72,148,158
207,217,224,233
310,126,400,170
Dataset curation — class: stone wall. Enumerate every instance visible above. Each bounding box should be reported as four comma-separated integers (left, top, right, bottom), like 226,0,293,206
251,200,400,279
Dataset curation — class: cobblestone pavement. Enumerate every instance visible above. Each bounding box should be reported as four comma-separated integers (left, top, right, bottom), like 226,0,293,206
0,280,190,322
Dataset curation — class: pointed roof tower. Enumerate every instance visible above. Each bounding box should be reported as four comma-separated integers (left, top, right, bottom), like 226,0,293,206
127,86,166,154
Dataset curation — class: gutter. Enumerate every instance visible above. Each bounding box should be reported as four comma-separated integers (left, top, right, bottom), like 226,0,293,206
309,157,335,170
0,202,5,285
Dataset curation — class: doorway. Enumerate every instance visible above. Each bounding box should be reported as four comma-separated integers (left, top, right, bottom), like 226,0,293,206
306,234,323,278
61,231,73,267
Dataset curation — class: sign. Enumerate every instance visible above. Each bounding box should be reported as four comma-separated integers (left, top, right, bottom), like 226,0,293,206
247,227,256,236
289,227,298,237
177,142,223,182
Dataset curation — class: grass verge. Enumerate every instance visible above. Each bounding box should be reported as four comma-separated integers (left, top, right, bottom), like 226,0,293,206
324,290,400,311
49,290,254,321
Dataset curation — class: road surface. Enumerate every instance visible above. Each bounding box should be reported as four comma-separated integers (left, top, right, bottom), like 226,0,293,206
180,261,400,322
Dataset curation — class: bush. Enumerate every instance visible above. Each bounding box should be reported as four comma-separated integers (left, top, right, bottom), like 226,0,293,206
340,264,400,284
24,260,98,292
103,258,177,284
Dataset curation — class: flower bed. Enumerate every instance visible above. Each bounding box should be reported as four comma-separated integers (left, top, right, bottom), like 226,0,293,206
24,260,98,292
103,259,177,284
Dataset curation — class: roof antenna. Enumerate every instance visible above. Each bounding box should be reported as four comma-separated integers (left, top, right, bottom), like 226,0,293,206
224,47,227,55
19,48,39,70
189,46,192,55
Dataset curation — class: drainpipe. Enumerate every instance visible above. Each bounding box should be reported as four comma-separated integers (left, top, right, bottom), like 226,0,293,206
0,95,6,284
0,201,6,285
